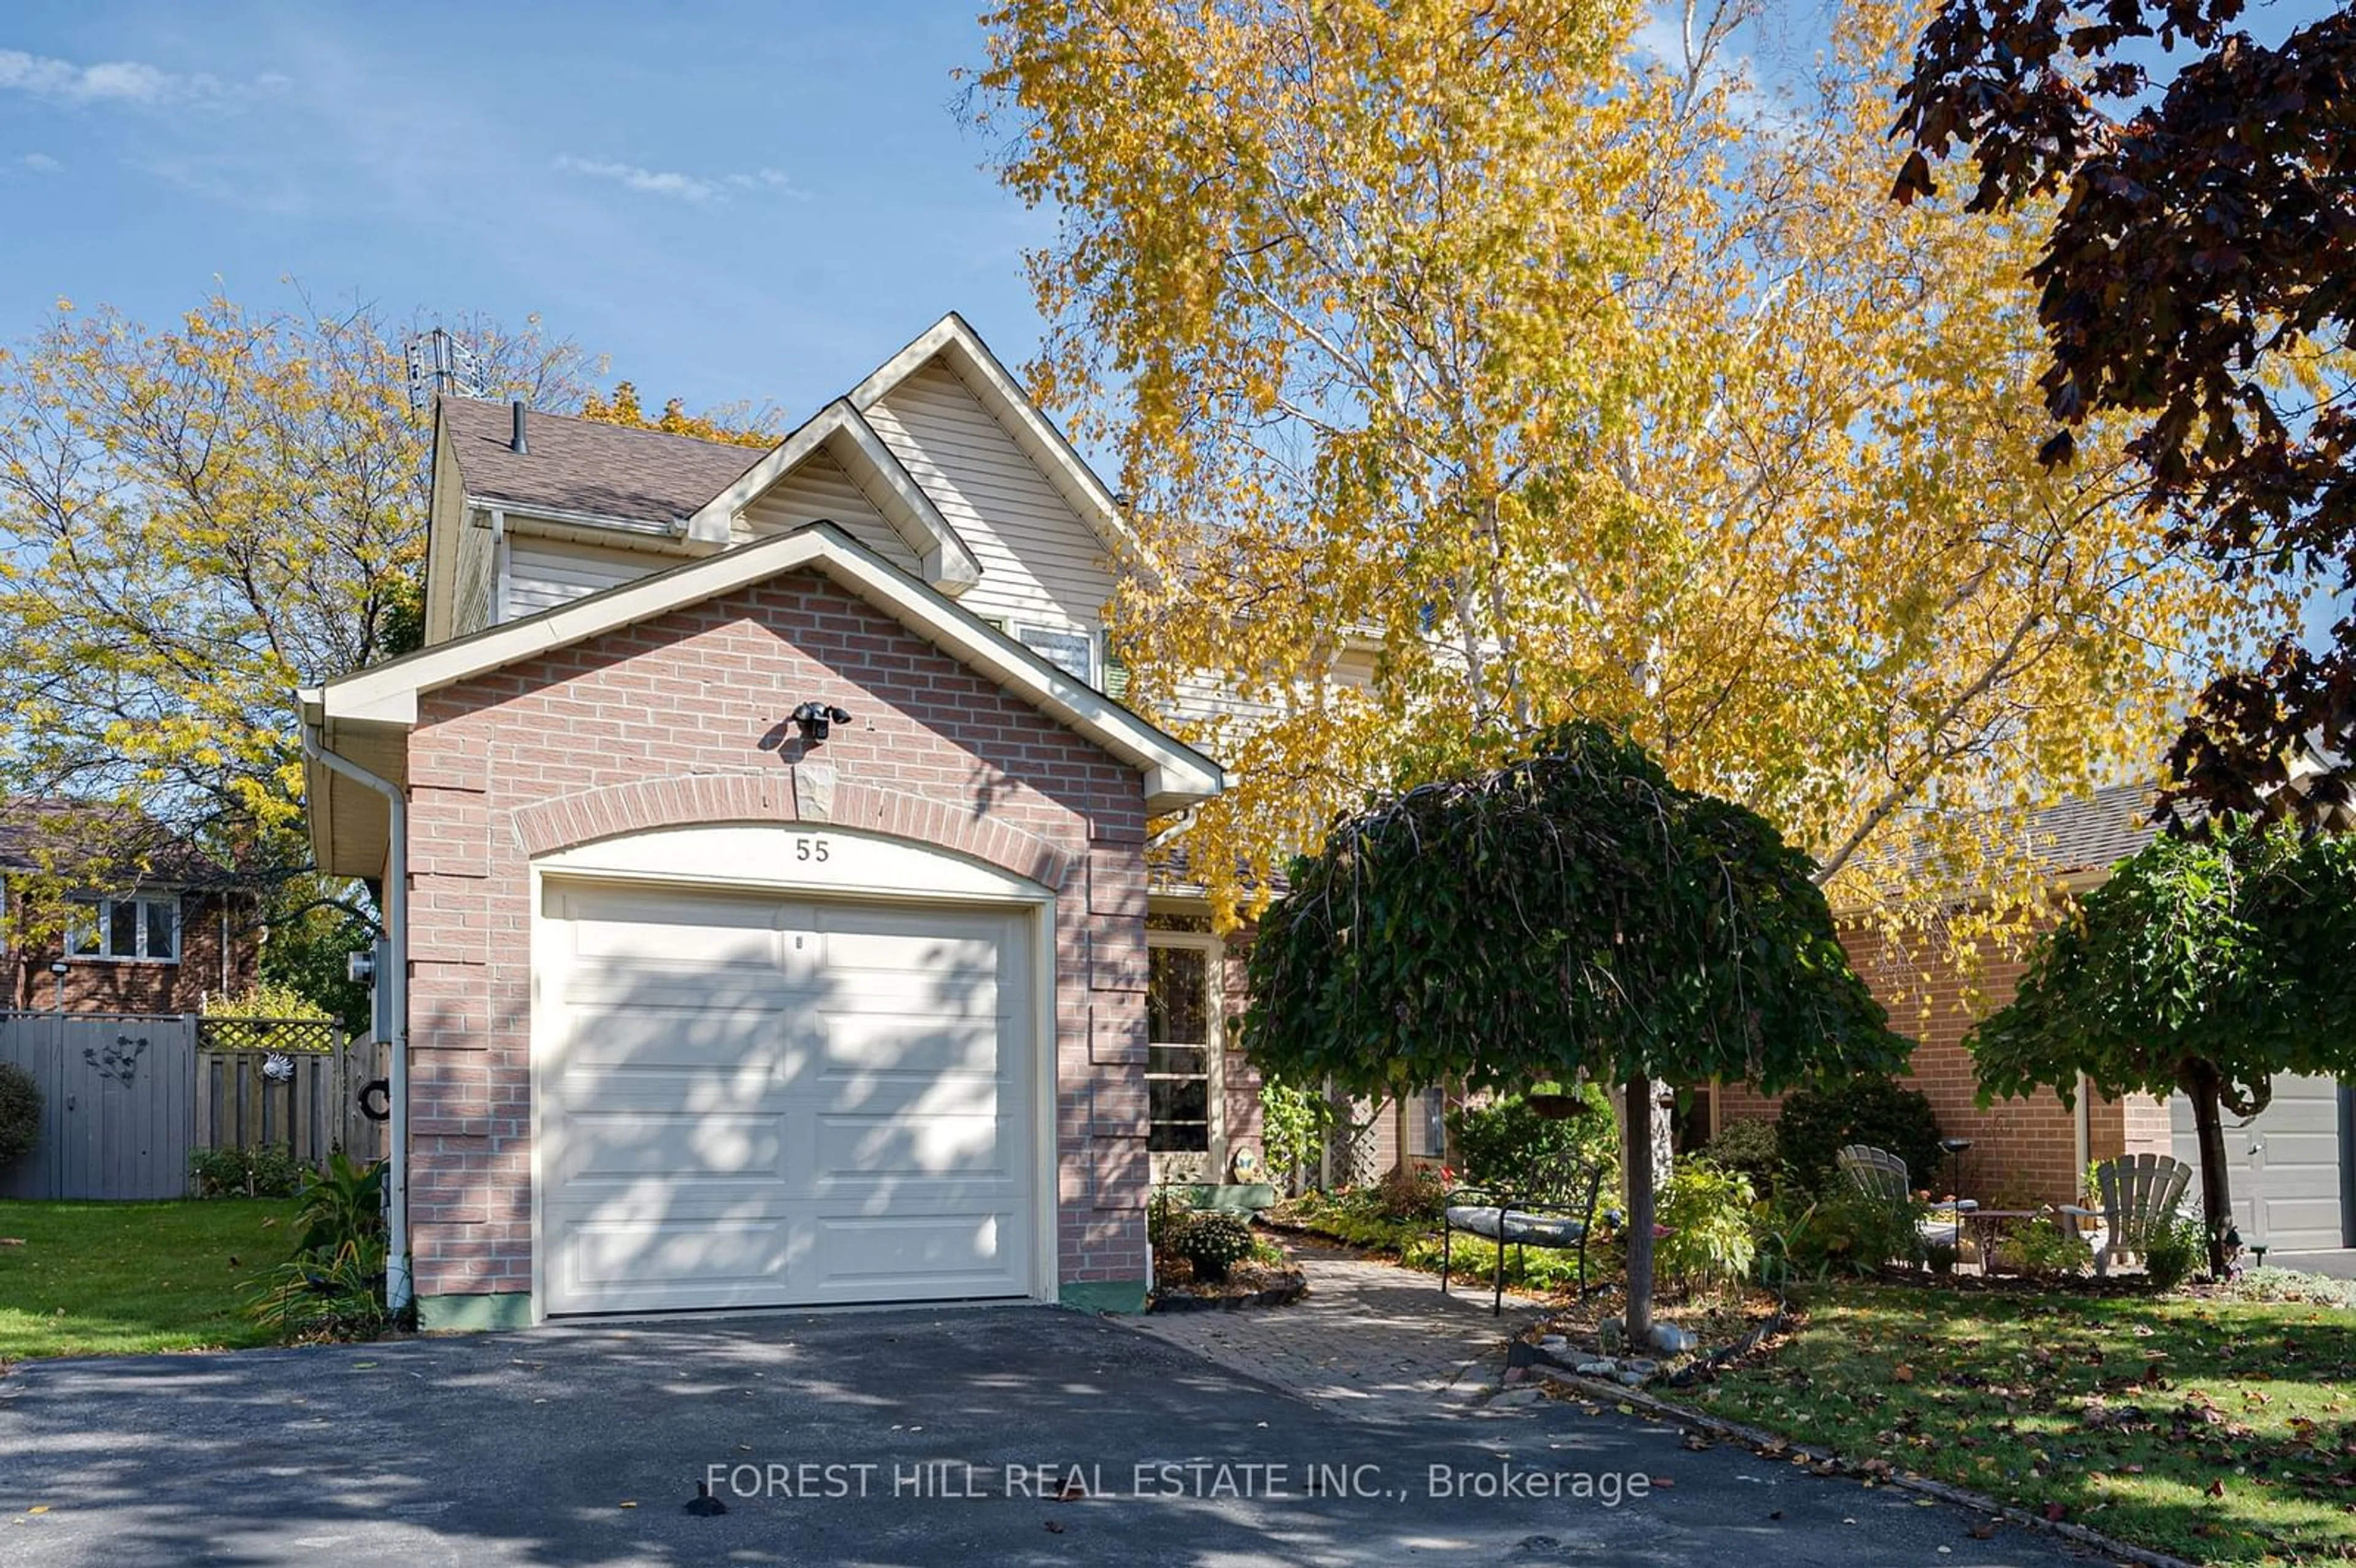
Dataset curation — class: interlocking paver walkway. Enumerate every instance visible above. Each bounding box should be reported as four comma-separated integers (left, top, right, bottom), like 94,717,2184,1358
1123,1242,1547,1420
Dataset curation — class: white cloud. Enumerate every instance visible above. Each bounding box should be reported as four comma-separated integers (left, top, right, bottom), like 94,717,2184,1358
0,48,212,105
556,155,808,204
20,152,61,173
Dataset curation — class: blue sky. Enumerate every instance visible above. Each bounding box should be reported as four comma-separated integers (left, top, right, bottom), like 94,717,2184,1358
0,4,1044,418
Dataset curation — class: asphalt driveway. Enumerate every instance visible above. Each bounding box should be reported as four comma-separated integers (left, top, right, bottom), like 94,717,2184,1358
0,1305,2100,1567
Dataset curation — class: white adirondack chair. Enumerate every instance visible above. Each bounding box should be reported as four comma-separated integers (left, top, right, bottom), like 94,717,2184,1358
1835,1143,1974,1253
2056,1153,2193,1277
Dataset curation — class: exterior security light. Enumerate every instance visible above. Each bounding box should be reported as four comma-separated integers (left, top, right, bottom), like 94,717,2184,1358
790,701,855,744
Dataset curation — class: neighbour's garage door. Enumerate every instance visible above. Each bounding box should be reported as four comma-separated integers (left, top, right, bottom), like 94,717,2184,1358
536,880,1036,1314
2172,1072,2352,1253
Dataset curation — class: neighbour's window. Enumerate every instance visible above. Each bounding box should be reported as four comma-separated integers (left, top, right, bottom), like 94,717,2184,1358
69,895,180,963
1147,944,1211,1153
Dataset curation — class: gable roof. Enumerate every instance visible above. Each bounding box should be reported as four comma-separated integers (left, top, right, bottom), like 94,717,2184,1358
441,397,765,525
302,522,1222,873
847,312,1142,565
681,399,981,594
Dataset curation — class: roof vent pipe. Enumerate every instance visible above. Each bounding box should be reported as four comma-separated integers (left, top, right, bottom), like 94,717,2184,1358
510,399,529,455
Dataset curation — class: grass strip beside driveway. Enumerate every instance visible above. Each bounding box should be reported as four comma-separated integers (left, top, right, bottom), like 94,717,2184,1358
1684,1282,2356,1567
0,1198,298,1361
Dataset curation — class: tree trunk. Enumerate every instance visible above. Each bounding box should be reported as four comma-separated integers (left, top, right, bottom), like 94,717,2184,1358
2180,1058,2235,1278
1624,1069,1657,1345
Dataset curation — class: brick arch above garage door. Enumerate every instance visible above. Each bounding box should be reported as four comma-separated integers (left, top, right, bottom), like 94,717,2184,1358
506,766,1075,892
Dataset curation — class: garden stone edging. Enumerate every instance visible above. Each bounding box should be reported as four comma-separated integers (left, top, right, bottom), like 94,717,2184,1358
1525,1365,2200,1568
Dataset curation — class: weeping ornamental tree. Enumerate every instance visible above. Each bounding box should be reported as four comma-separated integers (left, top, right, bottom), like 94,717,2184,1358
1969,818,2356,1275
1241,723,1909,1338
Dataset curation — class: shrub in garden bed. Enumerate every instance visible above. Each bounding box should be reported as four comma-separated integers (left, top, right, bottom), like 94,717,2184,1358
0,1061,40,1169
247,1151,393,1340
190,1143,306,1199
1774,1077,1942,1194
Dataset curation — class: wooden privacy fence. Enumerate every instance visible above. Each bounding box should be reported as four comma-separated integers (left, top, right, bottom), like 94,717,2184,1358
0,1012,387,1200
196,1037,388,1172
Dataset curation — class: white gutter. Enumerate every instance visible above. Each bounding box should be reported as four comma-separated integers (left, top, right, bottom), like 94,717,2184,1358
301,720,412,1316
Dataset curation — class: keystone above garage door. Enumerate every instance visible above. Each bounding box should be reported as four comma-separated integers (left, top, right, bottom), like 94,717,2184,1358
533,855,1042,1316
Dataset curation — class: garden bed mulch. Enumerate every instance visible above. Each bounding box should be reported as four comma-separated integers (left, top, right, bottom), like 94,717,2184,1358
1148,1261,1311,1312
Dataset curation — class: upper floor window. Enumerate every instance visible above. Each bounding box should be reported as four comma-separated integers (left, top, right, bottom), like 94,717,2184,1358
69,895,179,963
1012,621,1098,685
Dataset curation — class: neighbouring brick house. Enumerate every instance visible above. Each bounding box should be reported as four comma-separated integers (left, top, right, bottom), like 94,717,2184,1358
1714,783,2177,1208
0,802,260,1015
302,317,1230,1329
1339,783,2351,1254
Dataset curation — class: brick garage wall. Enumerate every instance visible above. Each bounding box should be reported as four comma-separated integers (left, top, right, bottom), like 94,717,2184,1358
400,569,1153,1306
1715,918,2155,1205
8,891,258,1014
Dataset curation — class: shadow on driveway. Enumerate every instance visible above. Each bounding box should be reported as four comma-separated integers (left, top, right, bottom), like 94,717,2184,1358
0,1304,2094,1566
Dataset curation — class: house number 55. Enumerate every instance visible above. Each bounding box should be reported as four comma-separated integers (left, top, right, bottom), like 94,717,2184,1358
793,836,831,863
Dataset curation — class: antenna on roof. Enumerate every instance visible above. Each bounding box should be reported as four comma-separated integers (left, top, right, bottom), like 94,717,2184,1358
404,328,485,411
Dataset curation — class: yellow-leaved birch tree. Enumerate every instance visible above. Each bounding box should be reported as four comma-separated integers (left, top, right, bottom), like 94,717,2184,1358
0,290,593,967
976,0,2285,977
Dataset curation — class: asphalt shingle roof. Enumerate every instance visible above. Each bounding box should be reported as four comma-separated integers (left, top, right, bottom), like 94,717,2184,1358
2018,781,2165,874
0,799,231,886
441,397,766,524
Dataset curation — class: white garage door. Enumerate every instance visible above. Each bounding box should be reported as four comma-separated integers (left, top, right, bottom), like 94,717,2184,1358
2171,1072,2352,1253
536,880,1036,1315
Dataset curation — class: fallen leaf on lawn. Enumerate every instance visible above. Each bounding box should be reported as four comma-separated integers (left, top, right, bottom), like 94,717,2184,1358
0,1237,24,1246
1893,1364,1916,1383
2042,1503,2065,1521
2206,1478,2225,1498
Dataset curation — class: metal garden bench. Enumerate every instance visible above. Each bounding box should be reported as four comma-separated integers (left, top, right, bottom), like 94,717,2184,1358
1439,1158,1609,1316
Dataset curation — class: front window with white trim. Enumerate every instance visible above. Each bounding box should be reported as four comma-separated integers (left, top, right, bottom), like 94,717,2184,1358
69,895,180,963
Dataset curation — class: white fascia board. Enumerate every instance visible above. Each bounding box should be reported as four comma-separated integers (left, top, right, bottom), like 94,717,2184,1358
846,313,1147,569
680,401,980,593
309,525,1223,813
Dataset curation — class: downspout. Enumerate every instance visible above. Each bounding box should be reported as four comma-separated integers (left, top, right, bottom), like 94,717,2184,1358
2073,1071,2090,1197
301,720,412,1316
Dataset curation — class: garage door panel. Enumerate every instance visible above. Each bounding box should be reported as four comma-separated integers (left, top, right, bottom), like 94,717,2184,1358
807,1213,1020,1295
557,1218,795,1306
556,1109,787,1185
815,1108,1012,1178
817,1013,1004,1079
537,876,1037,1315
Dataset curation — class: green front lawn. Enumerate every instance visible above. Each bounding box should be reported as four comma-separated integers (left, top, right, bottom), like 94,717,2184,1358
0,1198,299,1361
1685,1280,2356,1566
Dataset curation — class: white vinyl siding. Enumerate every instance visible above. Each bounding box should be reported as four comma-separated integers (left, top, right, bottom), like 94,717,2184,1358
506,537,666,619
735,451,922,577
867,363,1117,630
